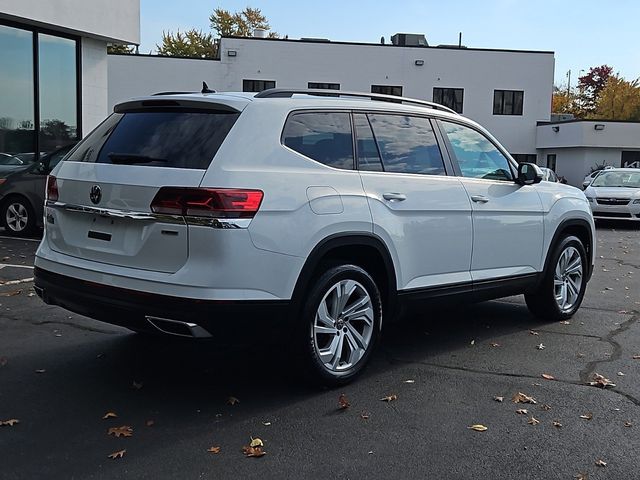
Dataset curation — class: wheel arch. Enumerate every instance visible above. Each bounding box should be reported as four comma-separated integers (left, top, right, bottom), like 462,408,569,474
291,233,398,321
544,218,594,281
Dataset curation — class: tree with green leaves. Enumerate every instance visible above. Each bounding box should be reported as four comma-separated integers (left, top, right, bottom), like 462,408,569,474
107,44,135,54
157,7,277,58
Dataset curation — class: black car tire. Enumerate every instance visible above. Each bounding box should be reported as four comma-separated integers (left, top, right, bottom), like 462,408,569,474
1,195,36,236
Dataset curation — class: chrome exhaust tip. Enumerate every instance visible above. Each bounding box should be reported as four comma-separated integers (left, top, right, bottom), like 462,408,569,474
145,316,211,338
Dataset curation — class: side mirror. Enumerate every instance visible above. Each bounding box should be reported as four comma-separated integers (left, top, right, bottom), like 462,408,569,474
517,162,543,185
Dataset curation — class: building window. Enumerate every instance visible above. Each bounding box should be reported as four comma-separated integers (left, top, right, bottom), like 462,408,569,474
433,88,464,114
512,154,537,164
371,85,403,102
546,154,557,171
242,79,276,92
308,82,340,90
0,22,80,164
493,90,524,115
621,151,640,168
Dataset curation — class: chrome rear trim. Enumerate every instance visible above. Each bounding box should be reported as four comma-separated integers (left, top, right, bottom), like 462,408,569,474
145,316,212,338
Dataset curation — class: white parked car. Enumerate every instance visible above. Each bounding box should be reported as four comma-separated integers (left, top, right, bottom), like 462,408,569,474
584,168,640,221
34,88,596,385
582,166,614,189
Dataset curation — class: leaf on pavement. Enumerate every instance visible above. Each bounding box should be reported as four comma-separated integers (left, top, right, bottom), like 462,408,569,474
617,371,625,376
207,446,221,454
108,449,126,459
528,416,540,426
624,421,632,428
580,413,593,420
338,393,351,410
536,343,546,350
227,396,240,406
380,394,398,402
0,419,19,426
403,379,415,384
588,373,616,388
632,355,640,360
529,330,539,336
512,392,537,404
102,412,118,419
541,373,555,380
494,396,504,402
559,320,571,325
108,425,133,438
541,404,552,411
35,369,46,374
360,412,370,420
516,409,528,415
243,438,266,458
0,290,21,297
468,424,488,432
553,421,562,428
575,472,588,480
595,459,607,467
250,438,263,448
490,342,501,348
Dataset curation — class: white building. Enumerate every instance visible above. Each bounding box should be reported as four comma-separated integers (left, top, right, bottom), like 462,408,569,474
0,0,139,160
108,35,555,159
537,120,640,186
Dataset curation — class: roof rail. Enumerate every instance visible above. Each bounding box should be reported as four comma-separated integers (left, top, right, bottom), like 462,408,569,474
152,91,195,96
254,88,459,115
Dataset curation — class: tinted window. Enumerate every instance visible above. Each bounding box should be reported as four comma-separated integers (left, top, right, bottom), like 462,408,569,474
353,113,383,172
68,111,239,169
243,79,275,92
441,121,513,181
368,114,445,175
282,112,353,169
493,90,524,115
371,85,403,102
433,88,464,114
308,82,340,90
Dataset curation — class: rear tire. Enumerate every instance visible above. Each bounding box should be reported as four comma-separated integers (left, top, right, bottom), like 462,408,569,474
297,264,382,387
525,235,587,321
1,196,35,236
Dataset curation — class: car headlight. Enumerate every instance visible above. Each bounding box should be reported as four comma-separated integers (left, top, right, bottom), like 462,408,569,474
633,199,640,204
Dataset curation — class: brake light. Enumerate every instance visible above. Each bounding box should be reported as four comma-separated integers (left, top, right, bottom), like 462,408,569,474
150,187,263,218
46,175,59,202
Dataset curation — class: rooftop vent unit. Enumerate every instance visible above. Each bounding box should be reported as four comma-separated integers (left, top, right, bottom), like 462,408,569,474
300,37,331,43
391,33,428,47
253,28,267,38
436,44,468,49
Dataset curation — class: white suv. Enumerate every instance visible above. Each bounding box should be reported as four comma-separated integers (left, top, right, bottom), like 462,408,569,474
34,89,595,385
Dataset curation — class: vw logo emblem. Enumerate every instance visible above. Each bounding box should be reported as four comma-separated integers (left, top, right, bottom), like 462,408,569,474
89,185,102,204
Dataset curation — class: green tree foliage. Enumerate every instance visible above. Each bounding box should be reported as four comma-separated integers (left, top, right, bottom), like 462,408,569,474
156,29,217,58
594,76,640,120
107,44,134,54
209,7,277,37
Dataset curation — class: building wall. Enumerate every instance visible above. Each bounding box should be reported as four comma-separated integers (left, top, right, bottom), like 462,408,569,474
0,0,139,43
537,121,640,149
107,55,223,109
81,38,109,134
538,147,624,187
107,37,555,154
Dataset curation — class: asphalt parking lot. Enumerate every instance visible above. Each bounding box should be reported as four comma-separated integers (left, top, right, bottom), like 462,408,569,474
0,224,639,480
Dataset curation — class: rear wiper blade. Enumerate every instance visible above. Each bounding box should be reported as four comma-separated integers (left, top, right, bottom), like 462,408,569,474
108,153,168,165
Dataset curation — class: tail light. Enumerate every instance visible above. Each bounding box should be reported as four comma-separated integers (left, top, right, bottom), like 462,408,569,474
46,175,59,202
150,187,263,218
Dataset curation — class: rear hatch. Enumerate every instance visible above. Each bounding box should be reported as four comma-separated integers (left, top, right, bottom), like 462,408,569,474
45,96,244,273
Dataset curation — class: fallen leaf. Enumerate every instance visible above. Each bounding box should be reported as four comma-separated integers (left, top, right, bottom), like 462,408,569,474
262,421,271,426
595,459,607,467
531,382,542,387
360,412,370,420
0,290,21,297
494,396,504,403
536,343,546,350
529,330,539,336
403,379,415,384
0,356,7,367
35,369,46,374
207,446,221,454
227,396,240,406
575,472,589,480
0,419,19,426
553,421,562,428
102,412,118,419
512,392,537,404
577,353,585,358
624,421,632,428
632,355,640,360
490,342,501,347
132,380,143,390
541,373,555,380
146,420,154,427
107,425,133,438
528,416,540,426
470,340,475,346
588,373,616,388
468,424,488,432
580,413,593,420
617,372,625,376
619,310,631,314
338,393,351,410
516,409,528,415
559,320,571,325
541,404,552,411
380,394,397,402
108,449,126,459
250,438,263,448
243,438,266,458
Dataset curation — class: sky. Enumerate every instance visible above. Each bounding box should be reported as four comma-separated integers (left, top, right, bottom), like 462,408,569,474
139,0,640,87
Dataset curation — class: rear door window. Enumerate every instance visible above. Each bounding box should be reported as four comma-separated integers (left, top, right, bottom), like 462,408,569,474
282,112,354,169
367,114,445,175
353,113,383,172
67,110,239,169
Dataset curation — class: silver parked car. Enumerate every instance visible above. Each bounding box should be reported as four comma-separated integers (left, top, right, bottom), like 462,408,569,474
584,168,640,222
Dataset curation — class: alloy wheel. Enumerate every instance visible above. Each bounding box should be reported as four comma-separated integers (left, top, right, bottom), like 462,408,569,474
554,245,583,312
5,202,28,232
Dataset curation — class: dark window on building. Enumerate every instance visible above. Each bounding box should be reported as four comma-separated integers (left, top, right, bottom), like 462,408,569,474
441,121,513,181
308,82,340,90
433,88,464,114
546,154,557,171
621,151,640,168
493,90,524,115
367,114,445,175
0,22,80,164
371,85,403,102
353,113,383,172
512,154,537,164
242,79,276,92
282,112,354,169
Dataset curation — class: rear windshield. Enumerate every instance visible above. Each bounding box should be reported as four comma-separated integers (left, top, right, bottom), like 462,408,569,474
67,110,239,169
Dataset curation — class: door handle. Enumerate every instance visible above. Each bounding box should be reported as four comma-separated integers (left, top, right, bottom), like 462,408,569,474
470,195,489,203
383,192,407,201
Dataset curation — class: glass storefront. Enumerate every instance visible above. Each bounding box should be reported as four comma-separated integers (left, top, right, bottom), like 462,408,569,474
0,22,79,167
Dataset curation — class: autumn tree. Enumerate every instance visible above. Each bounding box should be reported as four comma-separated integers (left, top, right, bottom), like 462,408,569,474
577,65,613,114
107,43,134,54
594,76,640,120
157,7,277,58
551,86,580,115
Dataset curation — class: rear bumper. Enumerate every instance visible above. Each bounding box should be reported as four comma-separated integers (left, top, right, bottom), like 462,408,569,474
34,267,290,339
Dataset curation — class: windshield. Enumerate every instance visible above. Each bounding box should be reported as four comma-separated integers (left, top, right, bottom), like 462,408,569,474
591,171,640,188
